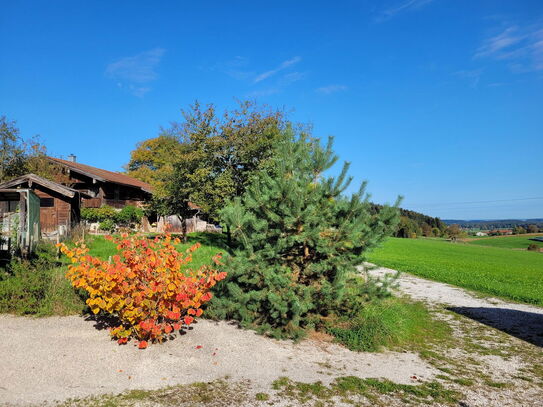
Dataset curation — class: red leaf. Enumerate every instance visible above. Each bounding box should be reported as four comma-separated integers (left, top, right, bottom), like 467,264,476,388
195,345,202,349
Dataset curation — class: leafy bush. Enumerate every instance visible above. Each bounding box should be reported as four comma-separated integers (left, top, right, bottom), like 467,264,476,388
208,133,399,339
81,205,144,230
115,205,144,227
58,233,227,348
327,298,449,352
81,205,117,223
99,218,115,232
528,243,539,252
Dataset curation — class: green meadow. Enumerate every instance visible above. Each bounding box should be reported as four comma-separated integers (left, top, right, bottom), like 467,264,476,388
367,238,543,306
466,235,543,249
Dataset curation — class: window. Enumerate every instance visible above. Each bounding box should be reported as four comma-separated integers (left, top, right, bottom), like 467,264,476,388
8,200,19,212
40,198,54,207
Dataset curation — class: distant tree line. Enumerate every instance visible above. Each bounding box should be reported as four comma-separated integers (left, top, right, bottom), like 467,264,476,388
444,219,543,232
371,205,447,238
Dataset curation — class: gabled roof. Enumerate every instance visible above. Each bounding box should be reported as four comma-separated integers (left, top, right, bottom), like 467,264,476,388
0,174,88,198
48,157,154,193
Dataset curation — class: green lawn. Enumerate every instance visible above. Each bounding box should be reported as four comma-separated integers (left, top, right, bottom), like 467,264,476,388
85,232,229,270
466,235,543,249
367,238,543,306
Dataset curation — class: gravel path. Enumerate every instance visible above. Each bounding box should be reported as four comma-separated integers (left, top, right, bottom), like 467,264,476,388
367,264,543,347
0,315,435,406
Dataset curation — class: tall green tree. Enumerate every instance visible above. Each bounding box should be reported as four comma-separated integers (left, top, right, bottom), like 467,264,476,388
126,135,183,186
148,100,287,224
208,130,400,339
0,116,62,182
0,116,27,182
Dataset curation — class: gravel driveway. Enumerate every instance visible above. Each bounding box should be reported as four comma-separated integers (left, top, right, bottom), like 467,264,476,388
0,315,435,405
1,267,542,406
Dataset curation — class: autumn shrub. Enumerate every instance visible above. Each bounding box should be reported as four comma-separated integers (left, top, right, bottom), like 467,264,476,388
58,233,226,348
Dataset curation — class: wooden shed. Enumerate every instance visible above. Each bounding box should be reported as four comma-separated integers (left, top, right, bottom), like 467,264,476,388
0,174,89,236
0,188,41,255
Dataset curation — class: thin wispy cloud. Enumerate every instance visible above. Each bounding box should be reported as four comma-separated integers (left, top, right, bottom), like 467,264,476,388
376,0,434,22
475,25,543,72
245,88,281,98
220,56,255,81
281,71,306,85
254,56,301,83
106,48,165,97
315,84,348,94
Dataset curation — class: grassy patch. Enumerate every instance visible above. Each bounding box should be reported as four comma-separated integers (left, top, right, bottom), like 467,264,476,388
255,392,269,401
0,264,87,316
327,297,451,352
0,241,87,316
272,376,461,405
59,379,249,406
368,238,543,305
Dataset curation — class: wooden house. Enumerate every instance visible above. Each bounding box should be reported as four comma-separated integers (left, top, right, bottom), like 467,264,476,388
0,156,154,236
48,156,153,209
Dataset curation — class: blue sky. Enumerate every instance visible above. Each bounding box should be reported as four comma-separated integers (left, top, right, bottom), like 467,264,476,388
1,0,542,219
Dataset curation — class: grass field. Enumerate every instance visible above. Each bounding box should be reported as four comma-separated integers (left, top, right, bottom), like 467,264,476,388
85,232,229,270
367,238,543,306
465,235,543,249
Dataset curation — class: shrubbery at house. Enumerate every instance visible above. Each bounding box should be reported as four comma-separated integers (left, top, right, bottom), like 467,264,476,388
207,130,400,339
81,205,144,231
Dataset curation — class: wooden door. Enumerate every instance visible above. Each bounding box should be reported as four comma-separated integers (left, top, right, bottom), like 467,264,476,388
39,197,57,233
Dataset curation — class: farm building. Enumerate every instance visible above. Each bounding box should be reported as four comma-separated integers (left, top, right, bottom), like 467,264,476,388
48,155,153,209
0,174,91,236
0,155,214,237
0,155,154,237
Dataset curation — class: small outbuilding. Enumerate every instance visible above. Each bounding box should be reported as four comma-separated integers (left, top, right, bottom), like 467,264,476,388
0,174,89,237
0,188,41,255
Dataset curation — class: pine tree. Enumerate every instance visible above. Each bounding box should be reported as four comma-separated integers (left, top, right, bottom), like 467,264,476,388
209,130,400,338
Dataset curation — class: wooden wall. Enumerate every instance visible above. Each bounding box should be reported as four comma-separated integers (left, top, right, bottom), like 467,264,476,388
31,185,73,233
81,184,148,209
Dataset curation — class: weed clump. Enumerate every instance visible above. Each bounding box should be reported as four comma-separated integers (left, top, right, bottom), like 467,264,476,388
327,297,450,352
